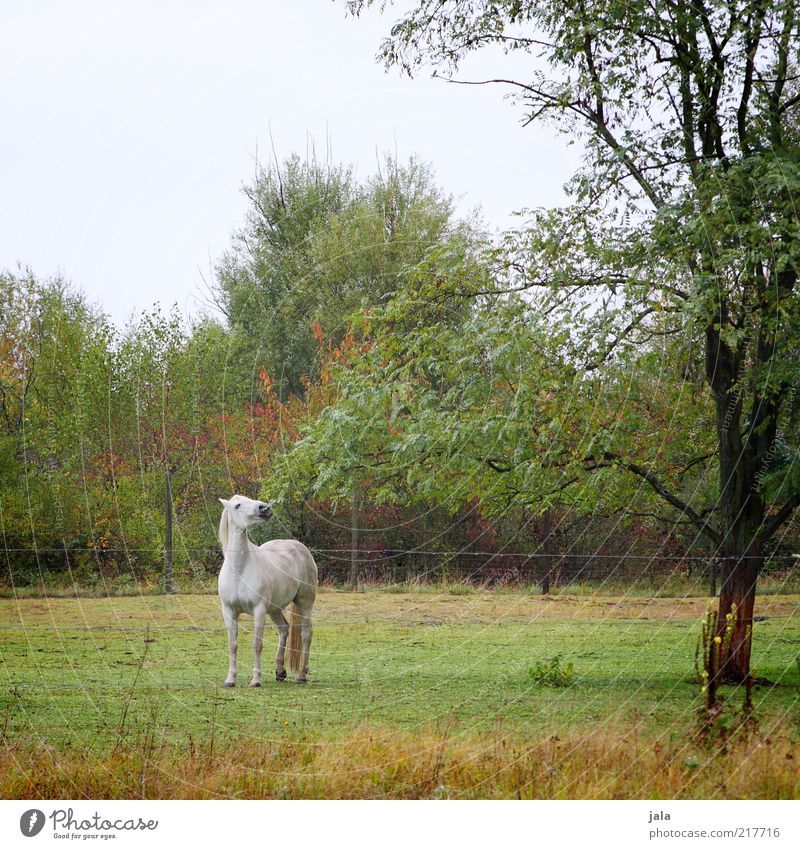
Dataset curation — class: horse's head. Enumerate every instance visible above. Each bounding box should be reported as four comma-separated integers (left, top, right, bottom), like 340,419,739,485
218,494,273,532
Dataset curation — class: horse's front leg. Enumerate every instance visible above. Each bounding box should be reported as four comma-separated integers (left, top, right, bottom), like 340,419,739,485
222,606,239,687
250,606,266,687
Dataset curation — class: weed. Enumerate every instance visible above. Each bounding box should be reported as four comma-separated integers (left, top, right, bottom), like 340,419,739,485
527,654,575,687
694,603,759,744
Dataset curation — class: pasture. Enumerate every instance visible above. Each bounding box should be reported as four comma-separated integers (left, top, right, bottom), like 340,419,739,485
1,589,799,799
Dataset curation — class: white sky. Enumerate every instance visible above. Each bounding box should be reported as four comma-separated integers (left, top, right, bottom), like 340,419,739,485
1,0,581,326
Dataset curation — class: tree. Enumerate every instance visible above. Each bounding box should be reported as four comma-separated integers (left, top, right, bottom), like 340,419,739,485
0,270,117,569
271,253,708,544
216,152,470,399
342,0,800,681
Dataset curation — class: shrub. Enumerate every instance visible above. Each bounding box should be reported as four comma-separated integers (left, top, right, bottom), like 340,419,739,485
527,654,575,687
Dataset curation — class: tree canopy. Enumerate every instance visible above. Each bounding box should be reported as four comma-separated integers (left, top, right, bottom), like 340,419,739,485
321,0,800,679
216,152,473,398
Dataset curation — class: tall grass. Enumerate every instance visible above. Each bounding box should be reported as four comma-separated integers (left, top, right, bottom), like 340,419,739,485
2,723,797,799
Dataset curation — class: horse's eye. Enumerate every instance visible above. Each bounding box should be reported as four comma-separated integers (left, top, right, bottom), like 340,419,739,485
235,504,240,510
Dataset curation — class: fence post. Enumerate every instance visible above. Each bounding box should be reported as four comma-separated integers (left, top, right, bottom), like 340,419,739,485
350,481,359,591
541,509,552,595
709,557,717,598
165,469,174,595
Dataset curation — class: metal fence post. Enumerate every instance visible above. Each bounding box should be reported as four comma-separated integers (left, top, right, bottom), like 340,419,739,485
541,509,552,594
350,481,359,591
165,469,174,595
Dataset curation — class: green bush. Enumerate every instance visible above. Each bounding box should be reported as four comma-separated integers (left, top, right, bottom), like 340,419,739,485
527,654,576,687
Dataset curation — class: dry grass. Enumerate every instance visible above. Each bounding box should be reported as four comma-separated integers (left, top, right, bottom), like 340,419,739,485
2,723,798,800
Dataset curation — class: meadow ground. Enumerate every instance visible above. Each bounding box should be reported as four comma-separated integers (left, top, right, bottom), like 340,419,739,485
1,588,798,799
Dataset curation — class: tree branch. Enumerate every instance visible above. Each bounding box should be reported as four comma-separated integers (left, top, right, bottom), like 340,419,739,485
758,493,800,546
609,454,721,545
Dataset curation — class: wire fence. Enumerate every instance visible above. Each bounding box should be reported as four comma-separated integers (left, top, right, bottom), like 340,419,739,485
314,550,799,588
4,544,799,590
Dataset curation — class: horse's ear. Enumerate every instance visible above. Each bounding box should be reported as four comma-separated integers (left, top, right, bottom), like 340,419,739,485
218,498,230,508
218,504,230,551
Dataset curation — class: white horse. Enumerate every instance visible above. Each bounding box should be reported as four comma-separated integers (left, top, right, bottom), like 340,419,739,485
217,495,317,687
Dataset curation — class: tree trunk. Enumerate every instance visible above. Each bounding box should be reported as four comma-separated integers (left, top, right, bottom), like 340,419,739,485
708,327,766,684
715,553,760,683
712,447,763,683
712,389,765,682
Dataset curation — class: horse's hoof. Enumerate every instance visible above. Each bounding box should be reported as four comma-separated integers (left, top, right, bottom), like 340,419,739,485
223,681,235,688
275,670,287,682
296,677,307,685
250,682,261,688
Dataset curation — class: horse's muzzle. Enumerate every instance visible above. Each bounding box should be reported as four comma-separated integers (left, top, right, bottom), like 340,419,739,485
258,503,272,520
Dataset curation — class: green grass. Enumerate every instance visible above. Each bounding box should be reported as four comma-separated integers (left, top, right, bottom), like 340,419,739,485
1,589,798,797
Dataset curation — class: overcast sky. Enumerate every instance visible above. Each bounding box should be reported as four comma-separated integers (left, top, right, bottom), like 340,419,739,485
1,0,581,326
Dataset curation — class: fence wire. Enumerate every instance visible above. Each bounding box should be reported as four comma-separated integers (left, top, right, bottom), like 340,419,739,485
3,543,798,589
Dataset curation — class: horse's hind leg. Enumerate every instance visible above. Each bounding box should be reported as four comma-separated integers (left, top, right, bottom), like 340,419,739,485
295,604,314,684
222,605,239,688
269,609,289,682
250,606,266,687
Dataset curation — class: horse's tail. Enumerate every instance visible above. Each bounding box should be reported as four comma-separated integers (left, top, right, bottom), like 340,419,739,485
286,603,302,674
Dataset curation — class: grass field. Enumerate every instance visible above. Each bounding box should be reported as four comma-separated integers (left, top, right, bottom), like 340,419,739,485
1,588,799,798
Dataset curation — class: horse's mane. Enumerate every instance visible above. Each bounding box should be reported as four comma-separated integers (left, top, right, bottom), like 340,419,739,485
218,504,231,552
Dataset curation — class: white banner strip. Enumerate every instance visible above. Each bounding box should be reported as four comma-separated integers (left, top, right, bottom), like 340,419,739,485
2,800,798,849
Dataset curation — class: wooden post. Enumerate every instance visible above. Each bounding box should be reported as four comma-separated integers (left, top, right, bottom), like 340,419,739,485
541,509,552,595
709,557,717,598
350,482,359,591
165,469,174,595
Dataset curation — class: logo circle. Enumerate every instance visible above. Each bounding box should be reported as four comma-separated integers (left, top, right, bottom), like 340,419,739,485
20,810,46,837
